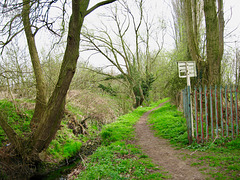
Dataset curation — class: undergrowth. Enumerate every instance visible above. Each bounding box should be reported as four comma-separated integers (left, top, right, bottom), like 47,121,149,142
46,103,98,162
77,141,166,180
76,98,170,180
0,99,90,163
0,99,33,146
46,126,83,161
148,102,240,180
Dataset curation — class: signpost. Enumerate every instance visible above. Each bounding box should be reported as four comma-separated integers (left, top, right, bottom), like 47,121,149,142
178,61,197,142
178,61,197,82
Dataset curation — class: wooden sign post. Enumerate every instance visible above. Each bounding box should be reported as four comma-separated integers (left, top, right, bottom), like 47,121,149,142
178,61,197,143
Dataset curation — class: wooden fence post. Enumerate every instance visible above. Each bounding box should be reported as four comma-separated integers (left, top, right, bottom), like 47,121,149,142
215,85,219,137
210,86,214,139
225,86,229,137
230,86,234,138
200,86,204,142
194,87,199,141
187,86,193,144
220,86,224,137
205,85,209,140
235,86,239,136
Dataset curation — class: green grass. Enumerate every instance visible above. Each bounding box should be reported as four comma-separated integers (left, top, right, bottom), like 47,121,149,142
76,98,170,180
46,106,89,162
147,102,240,180
148,102,189,146
47,138,82,160
0,99,33,146
0,99,85,163
100,98,170,145
77,141,167,180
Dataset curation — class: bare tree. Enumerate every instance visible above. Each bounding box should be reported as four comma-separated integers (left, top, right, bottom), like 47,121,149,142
81,0,164,107
0,41,34,98
0,0,117,168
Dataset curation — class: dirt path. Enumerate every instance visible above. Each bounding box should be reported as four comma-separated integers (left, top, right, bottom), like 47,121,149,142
135,102,208,180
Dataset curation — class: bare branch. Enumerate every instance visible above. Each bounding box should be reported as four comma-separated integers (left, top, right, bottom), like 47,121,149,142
85,0,117,16
80,66,128,87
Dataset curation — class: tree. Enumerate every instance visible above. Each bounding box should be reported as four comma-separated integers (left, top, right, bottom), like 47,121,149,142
171,0,189,58
81,0,164,107
172,0,224,86
0,0,116,167
0,41,34,98
204,0,224,86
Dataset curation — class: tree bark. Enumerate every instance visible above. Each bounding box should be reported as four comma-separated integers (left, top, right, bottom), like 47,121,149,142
204,0,221,86
30,0,90,154
0,112,23,154
217,0,224,69
29,0,117,155
184,0,200,62
22,0,47,126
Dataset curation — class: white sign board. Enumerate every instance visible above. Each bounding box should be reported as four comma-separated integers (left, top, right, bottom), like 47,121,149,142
178,61,197,78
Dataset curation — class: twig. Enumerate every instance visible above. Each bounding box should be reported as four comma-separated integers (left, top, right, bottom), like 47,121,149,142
79,154,86,167
190,136,218,156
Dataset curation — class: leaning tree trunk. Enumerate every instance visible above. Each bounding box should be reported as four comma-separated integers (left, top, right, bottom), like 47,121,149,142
29,0,90,156
22,0,47,127
28,0,117,158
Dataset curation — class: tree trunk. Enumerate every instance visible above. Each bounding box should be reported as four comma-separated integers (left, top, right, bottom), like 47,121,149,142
0,0,117,168
133,83,144,108
30,0,90,155
217,0,224,73
184,0,200,62
204,0,221,86
22,0,47,127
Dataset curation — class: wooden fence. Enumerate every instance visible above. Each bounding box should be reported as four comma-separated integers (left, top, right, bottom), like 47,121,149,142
182,85,239,144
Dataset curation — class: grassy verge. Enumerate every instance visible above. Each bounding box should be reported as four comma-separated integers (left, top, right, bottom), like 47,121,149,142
0,100,91,163
148,102,240,180
0,99,33,146
75,98,170,180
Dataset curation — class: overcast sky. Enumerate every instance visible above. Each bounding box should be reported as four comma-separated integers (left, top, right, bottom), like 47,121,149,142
77,0,240,68
32,0,240,69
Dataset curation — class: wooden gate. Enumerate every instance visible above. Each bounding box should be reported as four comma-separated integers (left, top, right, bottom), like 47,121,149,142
183,85,239,144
